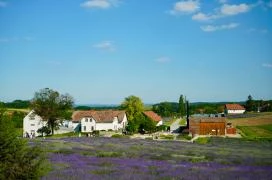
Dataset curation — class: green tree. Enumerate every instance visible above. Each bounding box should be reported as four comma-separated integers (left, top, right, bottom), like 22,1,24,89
178,95,186,117
31,88,74,135
246,95,255,112
0,107,48,179
121,95,144,121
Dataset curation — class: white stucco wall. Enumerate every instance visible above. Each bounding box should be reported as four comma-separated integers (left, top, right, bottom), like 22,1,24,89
227,110,245,114
81,114,128,132
156,120,163,126
81,117,96,132
118,114,128,129
23,110,45,137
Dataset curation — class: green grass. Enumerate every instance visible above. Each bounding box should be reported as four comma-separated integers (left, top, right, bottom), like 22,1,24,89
159,134,174,140
195,137,210,144
179,118,186,126
49,132,79,138
7,108,30,113
163,118,176,126
237,124,272,139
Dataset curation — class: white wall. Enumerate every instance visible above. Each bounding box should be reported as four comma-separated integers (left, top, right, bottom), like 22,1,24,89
81,114,128,132
227,110,245,114
23,110,45,137
81,117,96,132
156,120,163,126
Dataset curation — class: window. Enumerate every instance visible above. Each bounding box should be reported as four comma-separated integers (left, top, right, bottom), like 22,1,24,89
83,126,86,131
31,124,35,126
91,126,94,131
85,118,88,122
90,118,92,123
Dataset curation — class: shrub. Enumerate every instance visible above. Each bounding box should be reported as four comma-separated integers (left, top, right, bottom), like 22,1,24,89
0,109,49,179
37,126,51,136
195,137,210,144
177,134,192,140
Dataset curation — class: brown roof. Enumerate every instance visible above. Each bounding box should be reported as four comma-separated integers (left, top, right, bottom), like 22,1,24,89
72,110,126,123
143,111,162,122
225,104,245,110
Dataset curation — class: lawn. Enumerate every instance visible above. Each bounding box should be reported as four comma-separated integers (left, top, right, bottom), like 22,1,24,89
163,118,176,126
38,137,272,180
237,124,272,139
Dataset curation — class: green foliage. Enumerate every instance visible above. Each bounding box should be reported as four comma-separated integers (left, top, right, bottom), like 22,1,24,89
4,100,30,109
152,102,179,117
246,95,255,112
10,111,26,128
195,137,211,144
178,95,186,117
96,151,122,158
37,126,51,136
177,134,192,140
0,108,49,179
31,88,74,135
111,134,128,138
121,95,144,121
159,134,174,140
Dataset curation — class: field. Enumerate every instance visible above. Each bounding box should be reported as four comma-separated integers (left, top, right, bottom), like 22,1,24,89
228,112,272,139
38,137,272,180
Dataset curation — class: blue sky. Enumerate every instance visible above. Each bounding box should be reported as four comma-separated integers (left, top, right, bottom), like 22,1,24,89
0,0,271,104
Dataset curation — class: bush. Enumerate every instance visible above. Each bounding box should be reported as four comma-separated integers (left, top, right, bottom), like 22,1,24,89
111,134,128,138
195,137,210,144
177,134,192,140
37,126,51,136
0,109,49,179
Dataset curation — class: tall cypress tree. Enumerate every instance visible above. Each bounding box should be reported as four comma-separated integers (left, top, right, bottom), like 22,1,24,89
178,95,186,117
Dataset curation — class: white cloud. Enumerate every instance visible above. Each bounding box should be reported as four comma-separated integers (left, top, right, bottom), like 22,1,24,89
170,0,200,15
221,4,251,16
262,63,272,68
0,1,7,7
80,0,120,9
248,28,268,34
201,23,239,32
93,41,115,51
192,12,216,21
155,56,171,63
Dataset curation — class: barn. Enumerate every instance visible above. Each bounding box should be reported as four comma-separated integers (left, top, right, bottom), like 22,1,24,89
189,117,226,136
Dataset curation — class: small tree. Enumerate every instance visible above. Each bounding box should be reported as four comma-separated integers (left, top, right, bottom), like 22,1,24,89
31,88,74,135
121,95,144,121
246,95,255,112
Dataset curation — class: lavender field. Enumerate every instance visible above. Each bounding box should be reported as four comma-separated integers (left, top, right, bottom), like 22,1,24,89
39,137,272,180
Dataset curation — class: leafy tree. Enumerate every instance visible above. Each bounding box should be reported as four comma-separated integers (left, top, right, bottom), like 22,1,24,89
178,95,186,117
31,88,74,135
37,126,51,136
152,102,178,117
246,95,255,112
121,95,144,121
0,107,48,179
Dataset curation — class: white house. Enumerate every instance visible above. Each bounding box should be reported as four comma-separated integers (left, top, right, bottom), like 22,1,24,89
72,110,128,132
225,104,246,115
23,110,78,137
23,110,45,137
143,111,163,126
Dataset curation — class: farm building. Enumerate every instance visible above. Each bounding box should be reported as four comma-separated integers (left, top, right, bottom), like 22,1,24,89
225,104,246,115
72,110,127,132
189,117,226,136
23,110,78,137
143,111,163,126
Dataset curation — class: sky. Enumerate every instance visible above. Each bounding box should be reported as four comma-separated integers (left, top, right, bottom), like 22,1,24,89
0,0,272,104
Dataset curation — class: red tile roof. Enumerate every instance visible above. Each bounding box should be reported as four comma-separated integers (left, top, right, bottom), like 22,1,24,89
72,110,126,123
225,104,245,110
143,111,162,122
